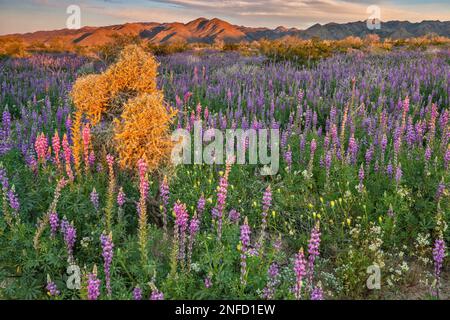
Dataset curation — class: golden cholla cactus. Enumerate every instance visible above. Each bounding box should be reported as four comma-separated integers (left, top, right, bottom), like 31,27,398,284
114,92,177,170
70,45,175,170
71,74,111,125
106,44,159,95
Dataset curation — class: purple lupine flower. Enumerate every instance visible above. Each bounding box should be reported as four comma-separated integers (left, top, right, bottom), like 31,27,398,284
61,218,76,258
435,182,446,201
293,248,307,299
87,273,101,300
197,195,206,220
187,213,200,269
307,223,321,285
284,147,292,171
0,165,9,190
100,233,114,297
311,286,324,300
117,187,125,207
90,188,99,211
7,185,19,212
150,289,164,300
133,287,142,300
262,263,280,300
347,134,358,164
46,280,60,297
432,238,446,297
88,150,95,167
445,146,450,170
204,276,212,288
49,212,59,237
160,177,170,234
425,145,432,162
174,201,189,264
358,164,365,192
228,209,240,223
240,217,251,285
386,162,393,178
395,164,402,184
258,186,272,249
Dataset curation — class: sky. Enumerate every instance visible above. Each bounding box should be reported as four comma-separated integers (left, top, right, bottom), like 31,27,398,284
1,0,449,35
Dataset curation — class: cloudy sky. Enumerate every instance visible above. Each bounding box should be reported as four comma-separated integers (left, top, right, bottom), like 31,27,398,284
1,0,449,35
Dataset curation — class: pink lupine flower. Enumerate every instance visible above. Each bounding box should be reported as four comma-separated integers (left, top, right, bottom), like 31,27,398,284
62,134,73,181
137,159,149,199
160,176,170,235
35,133,48,164
52,131,61,169
294,248,307,299
117,187,125,207
82,124,91,171
174,201,189,264
307,223,321,285
213,172,229,240
240,217,251,285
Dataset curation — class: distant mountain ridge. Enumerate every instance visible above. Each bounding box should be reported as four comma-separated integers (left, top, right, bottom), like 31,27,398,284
3,18,450,46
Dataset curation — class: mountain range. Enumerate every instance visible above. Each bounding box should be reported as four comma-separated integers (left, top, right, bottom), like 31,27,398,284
3,18,450,46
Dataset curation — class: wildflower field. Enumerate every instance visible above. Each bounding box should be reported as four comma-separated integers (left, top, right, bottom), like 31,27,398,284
0,45,448,300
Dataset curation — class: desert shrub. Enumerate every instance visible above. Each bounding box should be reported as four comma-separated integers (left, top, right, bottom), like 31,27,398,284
70,44,175,170
113,93,176,170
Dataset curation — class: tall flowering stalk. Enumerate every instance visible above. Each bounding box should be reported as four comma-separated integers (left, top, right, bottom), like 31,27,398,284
117,187,125,224
104,154,116,233
160,176,170,237
358,164,365,192
49,212,59,238
240,217,251,286
187,212,200,271
432,238,446,298
174,201,189,268
71,111,83,175
307,222,321,286
137,159,149,268
62,134,74,181
82,124,91,173
307,139,317,177
34,178,67,250
35,133,49,164
52,131,61,170
258,186,272,250
0,164,13,227
90,188,99,211
294,248,307,299
100,232,114,297
197,194,206,220
213,162,231,240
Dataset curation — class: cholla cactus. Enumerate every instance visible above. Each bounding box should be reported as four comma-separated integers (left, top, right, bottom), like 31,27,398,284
70,45,176,171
